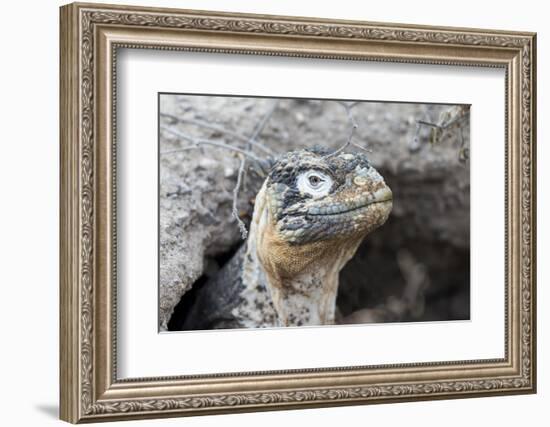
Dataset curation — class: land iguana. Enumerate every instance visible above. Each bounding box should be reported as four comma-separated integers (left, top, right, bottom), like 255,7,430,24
182,147,392,329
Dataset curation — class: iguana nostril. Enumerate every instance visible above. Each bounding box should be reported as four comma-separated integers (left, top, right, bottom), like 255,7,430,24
373,187,393,202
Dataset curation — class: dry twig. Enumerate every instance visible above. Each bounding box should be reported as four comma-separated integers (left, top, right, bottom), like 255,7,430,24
325,101,363,158
247,100,278,151
412,105,470,163
232,155,248,239
160,125,267,165
231,100,279,239
160,112,275,156
161,101,280,240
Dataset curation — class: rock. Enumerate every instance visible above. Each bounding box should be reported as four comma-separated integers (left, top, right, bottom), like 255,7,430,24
158,96,264,330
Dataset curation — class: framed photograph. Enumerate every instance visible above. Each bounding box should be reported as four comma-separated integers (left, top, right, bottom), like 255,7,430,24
60,2,537,423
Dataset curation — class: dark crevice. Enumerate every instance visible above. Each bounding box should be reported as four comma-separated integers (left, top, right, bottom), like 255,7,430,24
167,242,243,331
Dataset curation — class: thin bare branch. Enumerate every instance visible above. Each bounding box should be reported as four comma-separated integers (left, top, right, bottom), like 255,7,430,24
160,112,275,156
247,100,279,151
160,125,267,165
232,155,248,240
325,101,360,158
161,101,280,241
415,106,469,136
350,141,373,153
416,119,442,129
229,101,279,239
161,112,248,143
458,125,469,163
413,106,470,163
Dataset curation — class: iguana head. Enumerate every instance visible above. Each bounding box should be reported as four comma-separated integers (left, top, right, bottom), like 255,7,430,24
264,147,392,245
250,147,392,326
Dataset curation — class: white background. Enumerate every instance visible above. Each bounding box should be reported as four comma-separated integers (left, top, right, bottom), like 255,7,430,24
118,50,504,377
0,0,546,426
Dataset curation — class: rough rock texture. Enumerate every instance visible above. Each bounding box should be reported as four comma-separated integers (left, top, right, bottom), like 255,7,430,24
159,95,470,330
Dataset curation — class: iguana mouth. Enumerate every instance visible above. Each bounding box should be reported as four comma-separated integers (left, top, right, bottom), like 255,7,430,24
308,198,392,217
306,188,393,216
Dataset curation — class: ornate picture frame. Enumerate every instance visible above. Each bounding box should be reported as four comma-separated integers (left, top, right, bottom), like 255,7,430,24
60,2,536,423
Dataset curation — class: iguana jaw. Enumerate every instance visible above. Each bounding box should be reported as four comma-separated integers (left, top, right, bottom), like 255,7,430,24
305,187,392,216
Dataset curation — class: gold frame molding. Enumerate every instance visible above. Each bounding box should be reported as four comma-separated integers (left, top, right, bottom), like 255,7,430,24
59,2,537,423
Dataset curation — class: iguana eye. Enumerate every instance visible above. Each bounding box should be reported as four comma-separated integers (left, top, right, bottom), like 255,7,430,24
297,170,333,198
309,175,321,186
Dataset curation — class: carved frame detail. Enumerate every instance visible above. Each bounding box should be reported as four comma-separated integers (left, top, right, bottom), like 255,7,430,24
60,2,536,423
